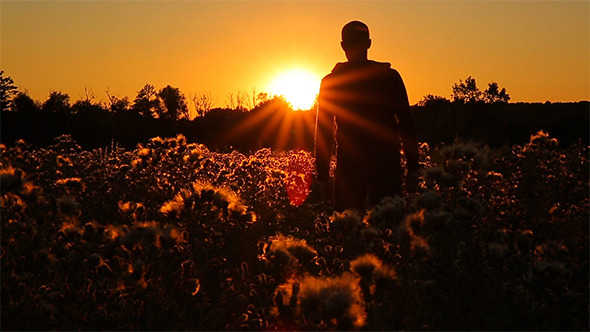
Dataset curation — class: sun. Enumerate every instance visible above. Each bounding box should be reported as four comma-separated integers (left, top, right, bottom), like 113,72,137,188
268,68,321,110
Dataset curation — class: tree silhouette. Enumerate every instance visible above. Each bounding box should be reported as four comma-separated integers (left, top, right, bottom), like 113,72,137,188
452,77,510,104
72,99,106,115
189,91,214,117
483,82,510,103
418,94,451,107
105,90,131,114
11,92,39,114
452,76,482,104
132,84,162,118
0,71,18,111
158,85,189,120
42,91,71,114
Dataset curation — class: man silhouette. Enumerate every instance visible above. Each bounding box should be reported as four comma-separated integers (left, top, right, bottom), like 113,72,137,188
315,20,419,211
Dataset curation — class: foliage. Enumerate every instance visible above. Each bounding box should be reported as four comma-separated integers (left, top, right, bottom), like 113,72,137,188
189,91,215,117
483,81,510,104
417,94,451,107
11,92,39,114
132,84,163,118
42,91,71,114
451,76,510,104
158,85,189,120
2,132,587,330
0,70,18,111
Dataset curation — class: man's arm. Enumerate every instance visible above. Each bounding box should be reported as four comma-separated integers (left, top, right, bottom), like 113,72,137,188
314,79,334,184
391,70,420,190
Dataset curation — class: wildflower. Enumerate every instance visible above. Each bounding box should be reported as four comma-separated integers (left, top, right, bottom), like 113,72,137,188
438,171,460,188
445,159,466,176
401,210,431,259
55,177,85,194
287,243,317,264
516,229,534,254
0,166,24,195
453,196,483,219
58,217,81,241
160,195,185,218
364,196,407,229
192,181,249,216
526,130,559,150
56,155,73,168
487,242,510,259
183,145,206,163
415,190,444,213
485,171,503,181
57,196,81,216
268,235,317,266
296,273,366,329
373,264,398,290
350,253,382,280
424,166,444,181
104,224,123,241
147,136,164,148
405,209,425,236
137,147,151,159
360,226,380,242
330,209,364,232
19,181,43,199
158,224,184,250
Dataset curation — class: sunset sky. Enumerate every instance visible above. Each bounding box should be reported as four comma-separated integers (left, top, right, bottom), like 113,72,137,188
2,0,589,110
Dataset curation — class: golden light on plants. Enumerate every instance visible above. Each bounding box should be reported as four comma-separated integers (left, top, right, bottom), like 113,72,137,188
267,68,320,110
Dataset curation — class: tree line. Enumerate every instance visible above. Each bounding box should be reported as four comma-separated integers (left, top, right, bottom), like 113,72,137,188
1,71,588,151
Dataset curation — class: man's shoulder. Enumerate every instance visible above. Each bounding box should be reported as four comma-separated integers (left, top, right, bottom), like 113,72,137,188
321,61,402,88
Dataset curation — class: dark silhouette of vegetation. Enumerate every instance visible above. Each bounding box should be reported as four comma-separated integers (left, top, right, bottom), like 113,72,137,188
158,85,189,120
0,71,17,111
412,100,589,147
1,133,588,330
0,71,587,152
189,91,215,117
451,76,510,104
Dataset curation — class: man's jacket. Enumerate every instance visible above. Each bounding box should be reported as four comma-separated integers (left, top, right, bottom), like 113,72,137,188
315,60,419,182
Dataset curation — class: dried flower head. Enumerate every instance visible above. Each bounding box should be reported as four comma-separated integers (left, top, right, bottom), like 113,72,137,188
350,253,382,280
330,209,364,232
0,166,24,195
55,177,85,194
364,196,407,229
57,196,81,216
296,273,366,329
269,235,317,265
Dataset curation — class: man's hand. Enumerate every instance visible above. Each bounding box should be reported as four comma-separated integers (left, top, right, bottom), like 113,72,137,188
406,170,420,194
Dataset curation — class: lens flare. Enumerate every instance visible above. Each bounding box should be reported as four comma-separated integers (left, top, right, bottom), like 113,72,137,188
268,69,320,110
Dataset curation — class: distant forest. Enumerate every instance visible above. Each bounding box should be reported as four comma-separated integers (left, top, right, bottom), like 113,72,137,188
1,72,588,151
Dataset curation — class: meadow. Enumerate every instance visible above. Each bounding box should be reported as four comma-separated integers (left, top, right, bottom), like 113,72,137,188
1,132,588,330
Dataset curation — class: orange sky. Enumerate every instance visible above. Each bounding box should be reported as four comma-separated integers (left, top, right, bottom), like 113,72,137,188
2,1,589,109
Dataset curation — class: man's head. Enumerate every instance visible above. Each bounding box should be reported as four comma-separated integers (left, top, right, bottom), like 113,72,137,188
341,21,371,61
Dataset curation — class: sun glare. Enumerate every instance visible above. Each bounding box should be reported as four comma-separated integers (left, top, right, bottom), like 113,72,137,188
268,69,321,110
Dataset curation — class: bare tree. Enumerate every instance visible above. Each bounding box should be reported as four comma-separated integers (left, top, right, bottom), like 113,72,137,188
189,91,215,117
253,91,269,109
235,90,250,110
105,89,130,113
225,92,235,110
80,86,96,104
225,91,250,110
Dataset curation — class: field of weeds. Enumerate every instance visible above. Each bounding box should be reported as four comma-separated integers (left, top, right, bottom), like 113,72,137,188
1,132,588,330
